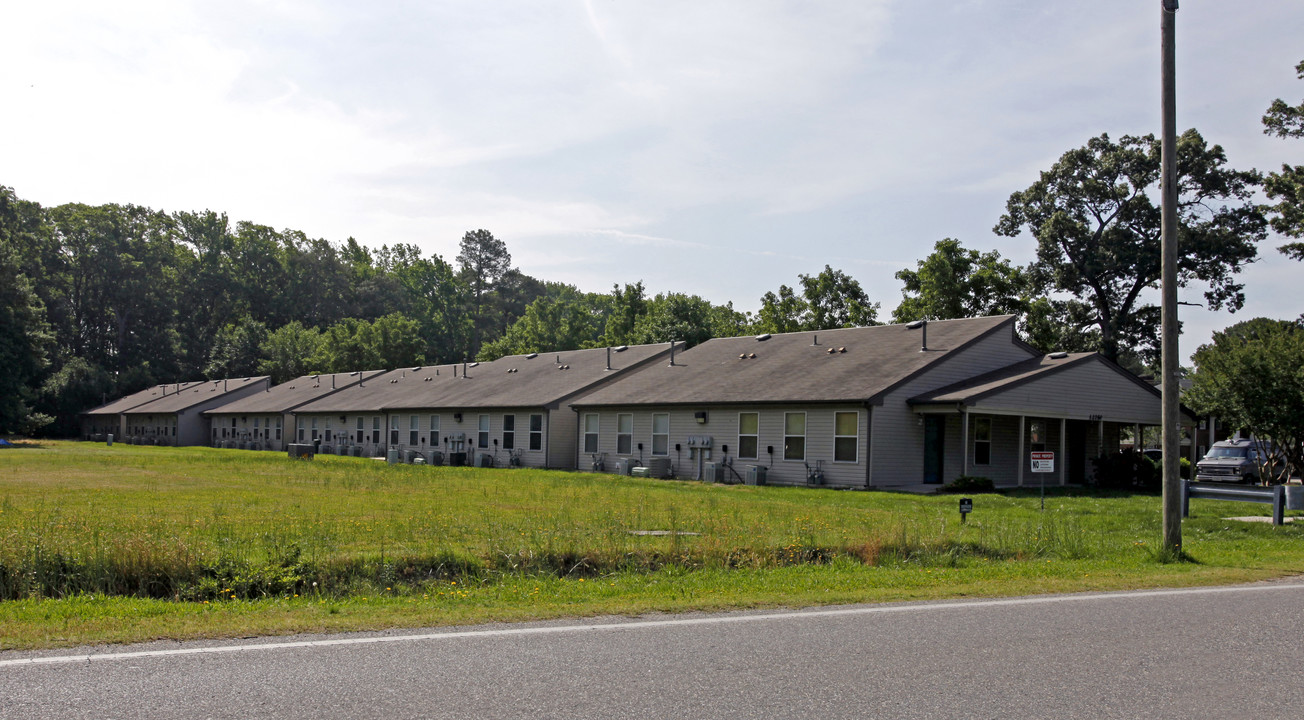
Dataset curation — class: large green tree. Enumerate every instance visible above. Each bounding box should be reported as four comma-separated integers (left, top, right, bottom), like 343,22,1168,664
995,131,1267,364
258,321,322,383
456,229,511,355
1262,59,1304,261
757,266,878,334
1185,317,1304,480
893,239,1028,323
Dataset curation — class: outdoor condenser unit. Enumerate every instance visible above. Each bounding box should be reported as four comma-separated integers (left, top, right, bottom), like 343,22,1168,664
745,465,767,486
703,461,720,484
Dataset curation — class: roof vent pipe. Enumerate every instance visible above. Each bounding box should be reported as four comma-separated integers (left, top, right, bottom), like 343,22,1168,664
669,340,677,367
332,374,336,389
812,334,818,346
606,346,612,371
463,360,468,378
921,321,928,352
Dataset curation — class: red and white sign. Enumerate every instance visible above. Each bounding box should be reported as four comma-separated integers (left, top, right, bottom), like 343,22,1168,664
1030,451,1055,473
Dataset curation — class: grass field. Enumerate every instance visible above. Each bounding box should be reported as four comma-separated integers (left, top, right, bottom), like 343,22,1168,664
1,441,1301,650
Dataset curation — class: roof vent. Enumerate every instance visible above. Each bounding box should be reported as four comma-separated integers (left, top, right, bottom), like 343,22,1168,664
754,333,771,341
525,352,538,359
827,347,836,354
614,345,628,352
739,353,746,360
468,362,479,368
906,320,924,329
413,366,422,372
1049,351,1069,359
311,374,320,379
838,347,846,353
748,353,756,359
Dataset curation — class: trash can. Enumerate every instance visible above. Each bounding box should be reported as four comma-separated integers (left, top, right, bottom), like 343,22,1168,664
106,433,114,446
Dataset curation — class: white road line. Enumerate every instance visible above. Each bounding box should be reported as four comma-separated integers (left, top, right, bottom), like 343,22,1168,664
4,582,1302,669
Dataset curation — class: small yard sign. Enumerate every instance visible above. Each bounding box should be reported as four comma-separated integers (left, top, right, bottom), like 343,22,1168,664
1030,451,1055,473
959,497,973,524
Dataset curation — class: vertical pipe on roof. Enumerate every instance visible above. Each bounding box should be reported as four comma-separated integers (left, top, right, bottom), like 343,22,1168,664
606,347,612,371
669,341,676,366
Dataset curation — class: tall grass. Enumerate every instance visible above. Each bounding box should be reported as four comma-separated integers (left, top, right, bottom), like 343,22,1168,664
0,443,1292,602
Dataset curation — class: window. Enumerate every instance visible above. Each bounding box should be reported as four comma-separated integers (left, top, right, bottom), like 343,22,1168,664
324,418,332,442
583,414,599,454
429,415,440,447
502,414,515,450
275,418,282,441
478,414,490,448
372,416,380,444
297,418,305,442
652,413,669,456
834,411,858,463
738,413,759,460
529,414,543,451
356,417,364,443
1030,420,1045,452
974,417,991,465
390,415,400,445
311,417,319,441
784,412,806,461
410,415,420,446
616,414,633,455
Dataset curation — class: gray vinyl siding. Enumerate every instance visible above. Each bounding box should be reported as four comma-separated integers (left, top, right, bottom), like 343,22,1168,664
968,361,1163,424
578,404,869,488
871,329,1037,486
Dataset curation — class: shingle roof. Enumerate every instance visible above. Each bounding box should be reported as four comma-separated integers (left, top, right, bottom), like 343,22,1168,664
83,382,207,416
202,371,386,415
907,353,1096,405
120,377,270,414
292,343,675,414
572,315,1020,407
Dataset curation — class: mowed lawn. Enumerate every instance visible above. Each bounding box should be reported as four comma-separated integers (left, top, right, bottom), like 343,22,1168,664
1,441,1301,650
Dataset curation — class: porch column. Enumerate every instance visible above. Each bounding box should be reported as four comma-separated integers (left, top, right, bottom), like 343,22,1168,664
1017,415,1026,487
1060,417,1067,486
961,408,969,477
1135,423,1143,453
1098,418,1105,458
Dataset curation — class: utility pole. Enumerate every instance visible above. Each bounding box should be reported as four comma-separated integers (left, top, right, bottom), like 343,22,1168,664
1160,0,1182,554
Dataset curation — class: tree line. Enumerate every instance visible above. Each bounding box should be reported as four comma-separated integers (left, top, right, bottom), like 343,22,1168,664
2,61,1300,437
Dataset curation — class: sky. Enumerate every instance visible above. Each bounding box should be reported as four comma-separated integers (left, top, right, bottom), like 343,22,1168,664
4,1,1303,362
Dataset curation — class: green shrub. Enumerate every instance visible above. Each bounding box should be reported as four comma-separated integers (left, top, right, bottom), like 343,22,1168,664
941,475,996,493
1092,449,1159,490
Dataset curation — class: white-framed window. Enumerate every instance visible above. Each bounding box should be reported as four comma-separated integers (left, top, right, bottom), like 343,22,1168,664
651,413,669,456
738,412,759,460
390,415,400,445
478,414,490,448
297,417,305,442
974,417,991,465
429,415,440,447
409,415,420,446
783,412,806,461
834,411,858,463
616,413,633,455
529,414,543,451
583,414,599,454
372,416,381,444
324,418,332,442
274,417,281,441
311,417,319,441
502,414,515,450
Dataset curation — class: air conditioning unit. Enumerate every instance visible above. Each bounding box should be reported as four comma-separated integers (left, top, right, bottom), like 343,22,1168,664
703,461,720,484
645,457,673,479
406,450,423,463
386,448,400,464
287,444,314,460
615,458,636,475
429,450,444,466
745,465,767,486
477,452,494,468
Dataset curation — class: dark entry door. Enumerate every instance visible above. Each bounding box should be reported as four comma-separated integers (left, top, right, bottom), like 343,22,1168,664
924,416,945,484
1066,420,1088,484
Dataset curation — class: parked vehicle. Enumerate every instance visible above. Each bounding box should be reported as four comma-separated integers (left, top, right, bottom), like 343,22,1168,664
1194,439,1287,484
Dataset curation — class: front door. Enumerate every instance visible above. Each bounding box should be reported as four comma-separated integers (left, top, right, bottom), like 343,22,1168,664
1066,420,1088,484
924,415,945,484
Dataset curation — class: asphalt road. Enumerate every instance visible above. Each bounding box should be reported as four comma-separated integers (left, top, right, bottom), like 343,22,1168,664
3,582,1303,719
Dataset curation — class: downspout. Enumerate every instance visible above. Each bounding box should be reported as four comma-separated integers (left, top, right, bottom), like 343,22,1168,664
863,402,874,489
